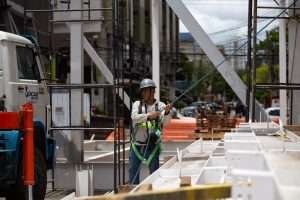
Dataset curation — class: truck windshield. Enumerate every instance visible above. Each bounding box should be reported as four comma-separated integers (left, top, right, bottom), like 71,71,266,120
16,46,41,80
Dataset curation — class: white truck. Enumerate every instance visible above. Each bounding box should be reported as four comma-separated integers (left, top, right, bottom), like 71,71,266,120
0,31,53,200
0,31,48,119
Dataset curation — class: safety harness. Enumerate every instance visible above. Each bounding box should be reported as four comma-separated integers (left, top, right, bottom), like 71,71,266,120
131,101,162,166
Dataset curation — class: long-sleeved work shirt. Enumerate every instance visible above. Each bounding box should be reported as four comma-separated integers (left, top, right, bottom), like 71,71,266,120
131,100,171,143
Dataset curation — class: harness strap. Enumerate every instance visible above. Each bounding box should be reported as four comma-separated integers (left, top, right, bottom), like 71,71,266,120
131,100,162,165
145,142,161,165
137,121,157,129
131,141,161,166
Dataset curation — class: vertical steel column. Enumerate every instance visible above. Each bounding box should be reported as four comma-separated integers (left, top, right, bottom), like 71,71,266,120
122,0,131,184
279,0,288,124
48,0,55,82
251,0,258,122
140,0,145,44
246,0,253,122
175,16,179,87
152,0,160,101
48,88,55,191
112,0,118,193
23,0,27,33
128,0,134,165
116,0,121,187
70,0,84,164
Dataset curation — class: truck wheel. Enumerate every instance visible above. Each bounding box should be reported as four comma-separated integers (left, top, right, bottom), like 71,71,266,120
6,149,47,200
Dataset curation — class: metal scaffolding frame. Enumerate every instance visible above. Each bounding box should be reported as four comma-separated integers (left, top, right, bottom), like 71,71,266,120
23,0,133,194
21,0,180,194
249,0,300,122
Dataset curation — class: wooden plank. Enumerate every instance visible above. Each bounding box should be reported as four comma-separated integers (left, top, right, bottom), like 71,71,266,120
77,184,231,200
195,131,225,140
118,185,136,194
284,125,300,132
180,176,191,187
136,184,152,192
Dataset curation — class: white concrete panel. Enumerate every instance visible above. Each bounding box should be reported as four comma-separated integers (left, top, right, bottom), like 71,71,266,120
76,170,89,196
232,170,281,200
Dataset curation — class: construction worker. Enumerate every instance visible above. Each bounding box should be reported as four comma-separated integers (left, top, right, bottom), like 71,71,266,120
129,78,172,184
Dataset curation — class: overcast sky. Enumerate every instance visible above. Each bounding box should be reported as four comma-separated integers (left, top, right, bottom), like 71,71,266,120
181,0,281,44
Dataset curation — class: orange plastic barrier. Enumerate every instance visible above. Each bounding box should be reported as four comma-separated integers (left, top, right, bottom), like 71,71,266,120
21,103,34,186
162,118,197,141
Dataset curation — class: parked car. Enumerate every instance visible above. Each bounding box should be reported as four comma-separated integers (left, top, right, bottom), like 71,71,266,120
191,101,208,112
207,102,222,112
265,107,280,124
181,106,198,118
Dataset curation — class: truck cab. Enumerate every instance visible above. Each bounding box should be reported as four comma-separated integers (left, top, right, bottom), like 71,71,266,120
0,31,52,200
0,31,48,120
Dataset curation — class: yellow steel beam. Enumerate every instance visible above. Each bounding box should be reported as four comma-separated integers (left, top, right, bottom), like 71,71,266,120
77,183,231,200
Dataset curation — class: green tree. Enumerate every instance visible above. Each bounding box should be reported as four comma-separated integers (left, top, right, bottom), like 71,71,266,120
257,29,279,84
255,64,271,102
178,52,235,101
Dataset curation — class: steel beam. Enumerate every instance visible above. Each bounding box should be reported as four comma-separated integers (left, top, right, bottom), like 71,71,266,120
166,0,267,122
83,36,130,109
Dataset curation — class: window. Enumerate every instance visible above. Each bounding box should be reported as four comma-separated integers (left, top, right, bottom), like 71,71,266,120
16,46,40,80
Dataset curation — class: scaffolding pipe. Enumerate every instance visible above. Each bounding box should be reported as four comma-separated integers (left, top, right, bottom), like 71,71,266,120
250,0,258,122
112,0,118,193
246,0,253,122
257,5,300,9
25,8,112,12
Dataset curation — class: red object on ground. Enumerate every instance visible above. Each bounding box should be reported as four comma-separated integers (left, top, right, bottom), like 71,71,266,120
0,112,19,129
105,127,125,141
21,103,35,186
